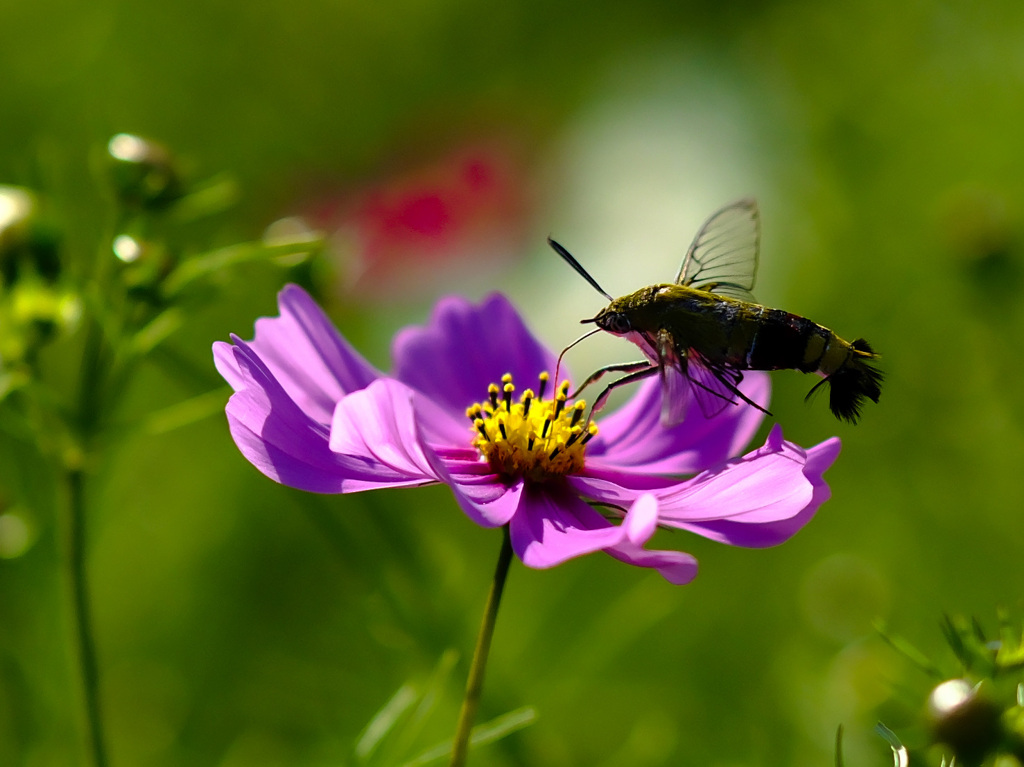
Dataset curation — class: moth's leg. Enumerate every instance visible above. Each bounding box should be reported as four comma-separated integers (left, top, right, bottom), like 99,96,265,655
693,366,770,414
587,364,659,423
655,329,771,421
683,353,771,418
571,360,650,399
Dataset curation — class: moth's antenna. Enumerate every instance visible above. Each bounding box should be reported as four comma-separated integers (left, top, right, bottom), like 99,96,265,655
548,237,613,301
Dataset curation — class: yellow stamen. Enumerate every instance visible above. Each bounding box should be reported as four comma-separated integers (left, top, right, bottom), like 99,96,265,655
469,371,596,482
522,388,534,417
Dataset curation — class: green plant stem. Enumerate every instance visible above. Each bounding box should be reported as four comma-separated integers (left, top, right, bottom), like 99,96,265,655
63,466,108,767
449,526,513,767
62,307,112,767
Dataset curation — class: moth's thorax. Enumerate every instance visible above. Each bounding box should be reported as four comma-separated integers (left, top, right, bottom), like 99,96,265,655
610,284,671,312
599,283,728,336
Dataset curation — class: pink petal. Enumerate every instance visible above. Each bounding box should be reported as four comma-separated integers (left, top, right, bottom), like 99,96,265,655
602,494,700,585
216,340,408,493
391,293,560,422
409,389,476,451
509,485,628,569
566,471,665,508
586,373,770,476
447,473,524,528
419,447,523,528
329,379,446,490
245,285,381,425
656,425,841,547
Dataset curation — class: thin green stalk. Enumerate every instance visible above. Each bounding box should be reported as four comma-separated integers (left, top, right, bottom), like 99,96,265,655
63,466,108,767
57,187,134,767
62,297,114,767
449,526,513,767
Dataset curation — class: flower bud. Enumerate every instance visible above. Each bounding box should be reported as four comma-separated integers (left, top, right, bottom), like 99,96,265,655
928,679,1003,764
112,233,173,300
107,134,182,210
0,186,62,284
0,186,34,250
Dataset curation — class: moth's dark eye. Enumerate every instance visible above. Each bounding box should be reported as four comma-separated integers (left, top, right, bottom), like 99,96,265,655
602,312,631,334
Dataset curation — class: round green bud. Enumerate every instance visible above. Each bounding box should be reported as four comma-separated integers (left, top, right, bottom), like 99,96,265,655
0,186,61,284
107,133,182,210
928,679,1003,764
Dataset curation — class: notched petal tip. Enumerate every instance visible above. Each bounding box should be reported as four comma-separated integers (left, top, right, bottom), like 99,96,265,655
607,493,700,585
653,427,841,548
622,492,659,543
220,284,381,425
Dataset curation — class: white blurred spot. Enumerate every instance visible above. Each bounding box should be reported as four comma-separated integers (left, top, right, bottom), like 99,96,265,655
113,234,142,263
929,678,974,717
108,133,149,163
0,186,33,233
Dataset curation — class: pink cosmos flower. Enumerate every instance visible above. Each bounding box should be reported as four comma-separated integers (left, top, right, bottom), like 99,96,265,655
213,285,841,585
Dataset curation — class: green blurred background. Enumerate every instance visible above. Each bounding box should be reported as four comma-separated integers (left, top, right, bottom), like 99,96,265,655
3,0,1024,764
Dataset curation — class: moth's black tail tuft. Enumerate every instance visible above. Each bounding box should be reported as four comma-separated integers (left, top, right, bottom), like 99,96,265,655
806,339,882,424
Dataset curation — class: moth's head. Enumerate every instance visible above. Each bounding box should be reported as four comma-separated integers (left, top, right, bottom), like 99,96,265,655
586,302,633,336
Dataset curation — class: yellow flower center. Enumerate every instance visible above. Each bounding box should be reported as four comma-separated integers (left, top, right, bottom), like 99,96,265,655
466,372,598,483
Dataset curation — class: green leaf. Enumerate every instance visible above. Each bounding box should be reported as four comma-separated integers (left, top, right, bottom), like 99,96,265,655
380,650,460,765
876,620,945,679
167,174,239,223
874,723,909,767
143,388,231,435
354,684,420,763
161,237,323,296
130,308,183,357
399,706,538,767
354,651,461,767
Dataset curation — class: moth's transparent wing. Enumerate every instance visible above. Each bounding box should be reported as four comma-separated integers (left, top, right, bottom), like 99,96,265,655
688,350,773,421
655,329,737,425
675,198,760,301
655,330,692,426
684,354,746,421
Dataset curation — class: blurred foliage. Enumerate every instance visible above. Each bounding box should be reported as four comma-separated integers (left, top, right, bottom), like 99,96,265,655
2,0,1024,766
846,614,1024,766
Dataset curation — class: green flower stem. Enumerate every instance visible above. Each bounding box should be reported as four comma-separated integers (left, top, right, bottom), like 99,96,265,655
62,305,113,767
449,526,513,767
62,465,108,767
